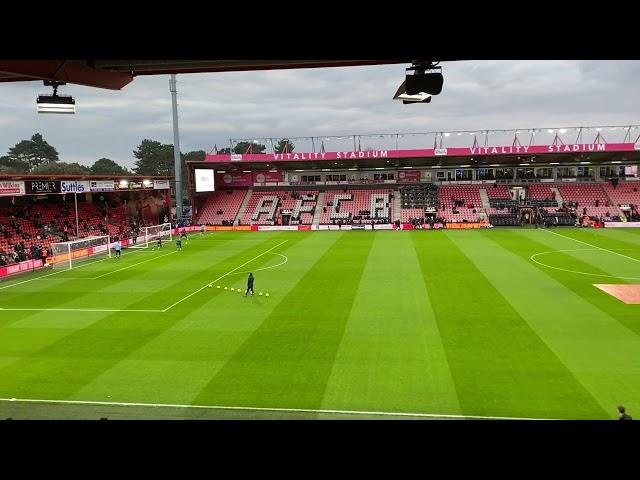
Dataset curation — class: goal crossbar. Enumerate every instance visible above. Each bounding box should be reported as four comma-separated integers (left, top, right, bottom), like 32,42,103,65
130,223,173,249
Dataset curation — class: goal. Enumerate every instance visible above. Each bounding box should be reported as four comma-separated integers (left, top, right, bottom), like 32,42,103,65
49,235,111,270
130,223,173,249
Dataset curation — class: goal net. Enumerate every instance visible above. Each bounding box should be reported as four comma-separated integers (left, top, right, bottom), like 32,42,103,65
130,223,173,249
49,235,111,270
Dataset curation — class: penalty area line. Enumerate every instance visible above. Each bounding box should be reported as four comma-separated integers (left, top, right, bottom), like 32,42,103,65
542,228,640,264
0,397,559,420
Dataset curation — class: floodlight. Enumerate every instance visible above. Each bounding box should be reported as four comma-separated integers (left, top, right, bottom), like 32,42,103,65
36,80,75,114
393,80,432,103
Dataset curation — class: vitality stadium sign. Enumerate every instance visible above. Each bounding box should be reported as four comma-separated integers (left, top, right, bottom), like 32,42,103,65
205,143,635,162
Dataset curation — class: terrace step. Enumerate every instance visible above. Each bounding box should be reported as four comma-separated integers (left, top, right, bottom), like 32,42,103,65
479,188,491,209
235,188,253,225
393,190,401,222
313,192,325,225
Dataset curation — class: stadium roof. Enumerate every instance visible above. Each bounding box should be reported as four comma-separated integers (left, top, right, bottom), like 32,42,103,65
187,149,640,171
0,174,172,181
0,60,412,90
188,125,640,171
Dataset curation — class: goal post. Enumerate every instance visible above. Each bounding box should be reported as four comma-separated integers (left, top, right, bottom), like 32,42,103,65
130,223,173,249
49,235,111,269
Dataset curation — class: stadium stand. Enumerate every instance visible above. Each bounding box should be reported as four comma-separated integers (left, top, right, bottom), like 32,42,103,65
319,189,393,224
0,202,134,265
485,184,512,200
602,181,640,205
197,190,247,225
556,183,613,218
527,183,557,202
438,185,484,223
241,190,318,225
401,208,426,223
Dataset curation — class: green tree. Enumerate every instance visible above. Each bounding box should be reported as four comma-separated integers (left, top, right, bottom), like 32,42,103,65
274,138,295,153
7,133,59,171
217,147,231,154
233,141,266,154
31,162,91,175
0,155,29,173
91,158,130,175
132,139,175,176
180,150,206,198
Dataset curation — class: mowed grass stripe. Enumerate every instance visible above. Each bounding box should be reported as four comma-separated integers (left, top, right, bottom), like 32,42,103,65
71,233,341,406
413,231,605,419
457,230,623,418
543,228,640,263
192,232,375,409
0,237,234,336
0,233,236,315
494,228,640,334
0,234,296,399
321,232,461,415
527,229,640,280
487,229,640,415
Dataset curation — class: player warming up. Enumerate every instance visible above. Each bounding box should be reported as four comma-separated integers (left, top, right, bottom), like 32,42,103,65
200,224,206,235
114,240,122,258
181,228,188,242
156,237,162,249
176,237,182,251
244,273,255,296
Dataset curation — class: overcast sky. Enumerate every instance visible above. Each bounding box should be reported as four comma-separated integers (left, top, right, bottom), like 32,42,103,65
0,60,638,169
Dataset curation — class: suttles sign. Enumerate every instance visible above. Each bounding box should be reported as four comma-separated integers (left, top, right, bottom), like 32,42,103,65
61,180,89,193
26,180,61,194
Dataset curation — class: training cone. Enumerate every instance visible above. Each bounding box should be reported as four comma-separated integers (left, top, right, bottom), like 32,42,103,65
259,292,263,296
224,287,228,290
217,285,221,289
265,293,270,297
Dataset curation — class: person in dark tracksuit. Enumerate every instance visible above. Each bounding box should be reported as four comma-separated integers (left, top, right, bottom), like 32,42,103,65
244,273,255,296
618,405,632,420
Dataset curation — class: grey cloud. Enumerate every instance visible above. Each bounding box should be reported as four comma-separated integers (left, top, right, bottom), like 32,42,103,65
0,61,638,169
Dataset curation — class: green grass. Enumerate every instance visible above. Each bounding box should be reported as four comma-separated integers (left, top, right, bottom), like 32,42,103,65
1,228,639,419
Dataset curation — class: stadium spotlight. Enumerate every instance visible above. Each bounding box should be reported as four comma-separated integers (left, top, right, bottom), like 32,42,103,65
393,61,443,104
36,81,75,114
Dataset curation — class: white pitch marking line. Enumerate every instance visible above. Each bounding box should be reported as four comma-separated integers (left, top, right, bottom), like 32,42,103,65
542,228,640,264
0,397,558,420
0,308,163,313
530,248,640,280
91,250,178,279
161,240,289,313
0,253,119,291
234,252,288,275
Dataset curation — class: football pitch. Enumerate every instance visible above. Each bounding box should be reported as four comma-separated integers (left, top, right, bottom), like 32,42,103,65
1,227,640,420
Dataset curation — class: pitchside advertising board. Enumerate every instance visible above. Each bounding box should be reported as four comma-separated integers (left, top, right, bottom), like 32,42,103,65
26,180,60,194
60,180,90,194
90,180,115,192
0,181,25,196
195,169,215,192
154,179,170,190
